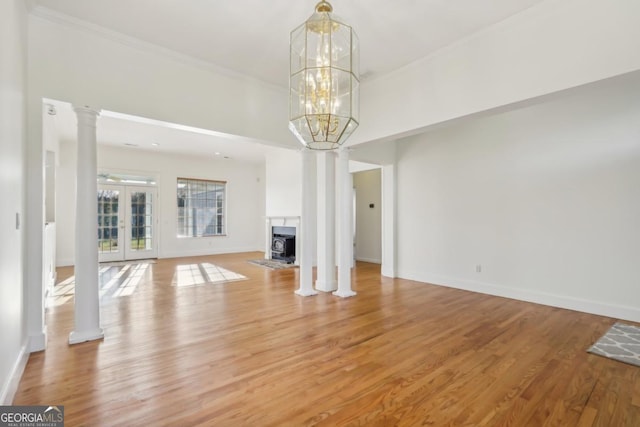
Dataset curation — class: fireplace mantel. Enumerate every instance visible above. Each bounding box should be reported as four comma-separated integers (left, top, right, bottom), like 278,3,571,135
265,216,300,224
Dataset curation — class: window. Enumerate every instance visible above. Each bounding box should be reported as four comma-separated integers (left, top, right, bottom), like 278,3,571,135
177,178,226,237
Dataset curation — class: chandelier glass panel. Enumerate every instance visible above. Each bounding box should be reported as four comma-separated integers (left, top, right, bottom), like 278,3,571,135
289,1,359,150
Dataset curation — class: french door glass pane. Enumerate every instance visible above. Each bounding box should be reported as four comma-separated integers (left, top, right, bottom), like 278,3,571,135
130,191,153,251
98,189,119,253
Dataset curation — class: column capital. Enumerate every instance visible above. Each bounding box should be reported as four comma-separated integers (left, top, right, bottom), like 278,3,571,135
72,105,102,117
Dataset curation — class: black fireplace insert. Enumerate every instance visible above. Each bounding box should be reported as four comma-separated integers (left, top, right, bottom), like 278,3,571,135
271,226,296,263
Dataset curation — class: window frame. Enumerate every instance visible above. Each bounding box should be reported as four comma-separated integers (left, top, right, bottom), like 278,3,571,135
176,177,227,238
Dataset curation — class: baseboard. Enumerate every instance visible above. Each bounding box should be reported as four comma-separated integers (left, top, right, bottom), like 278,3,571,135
355,257,382,264
0,342,29,405
399,270,640,323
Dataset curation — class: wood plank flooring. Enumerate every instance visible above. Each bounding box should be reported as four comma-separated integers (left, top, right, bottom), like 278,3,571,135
13,252,640,426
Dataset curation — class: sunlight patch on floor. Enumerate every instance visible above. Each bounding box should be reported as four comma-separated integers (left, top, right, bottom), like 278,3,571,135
172,263,247,287
100,263,149,298
47,275,75,307
47,262,152,307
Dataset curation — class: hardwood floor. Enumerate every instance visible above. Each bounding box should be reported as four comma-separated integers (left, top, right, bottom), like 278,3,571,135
14,253,640,426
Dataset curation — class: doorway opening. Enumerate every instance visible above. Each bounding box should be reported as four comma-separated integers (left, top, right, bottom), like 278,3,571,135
352,166,382,265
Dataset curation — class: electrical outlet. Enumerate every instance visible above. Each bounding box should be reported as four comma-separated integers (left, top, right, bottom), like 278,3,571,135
475,264,482,273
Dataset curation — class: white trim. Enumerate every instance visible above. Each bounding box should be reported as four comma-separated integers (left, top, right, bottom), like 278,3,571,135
0,343,29,405
265,216,301,223
399,270,640,323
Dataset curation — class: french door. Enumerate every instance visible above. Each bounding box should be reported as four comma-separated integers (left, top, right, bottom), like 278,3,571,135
98,184,158,262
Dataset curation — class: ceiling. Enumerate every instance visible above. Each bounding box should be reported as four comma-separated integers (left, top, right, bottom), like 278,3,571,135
32,0,547,160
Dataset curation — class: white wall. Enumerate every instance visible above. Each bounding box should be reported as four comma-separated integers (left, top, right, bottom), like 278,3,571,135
54,139,76,265
56,143,265,265
27,14,294,147
0,0,28,404
353,169,382,264
265,149,302,217
352,0,640,146
396,73,640,322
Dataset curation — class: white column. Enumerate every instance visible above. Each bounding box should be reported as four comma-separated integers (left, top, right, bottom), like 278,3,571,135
315,151,337,292
69,106,104,344
295,148,318,297
334,148,356,298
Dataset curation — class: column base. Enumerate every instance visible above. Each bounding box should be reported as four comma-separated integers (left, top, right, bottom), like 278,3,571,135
381,265,396,278
29,329,47,352
69,328,104,345
333,290,357,298
295,289,319,297
315,280,337,292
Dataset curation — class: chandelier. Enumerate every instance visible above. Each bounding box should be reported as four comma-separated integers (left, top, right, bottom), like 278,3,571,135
289,1,359,150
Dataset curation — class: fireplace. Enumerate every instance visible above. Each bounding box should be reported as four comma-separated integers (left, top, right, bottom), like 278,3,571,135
271,226,296,263
265,217,299,264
